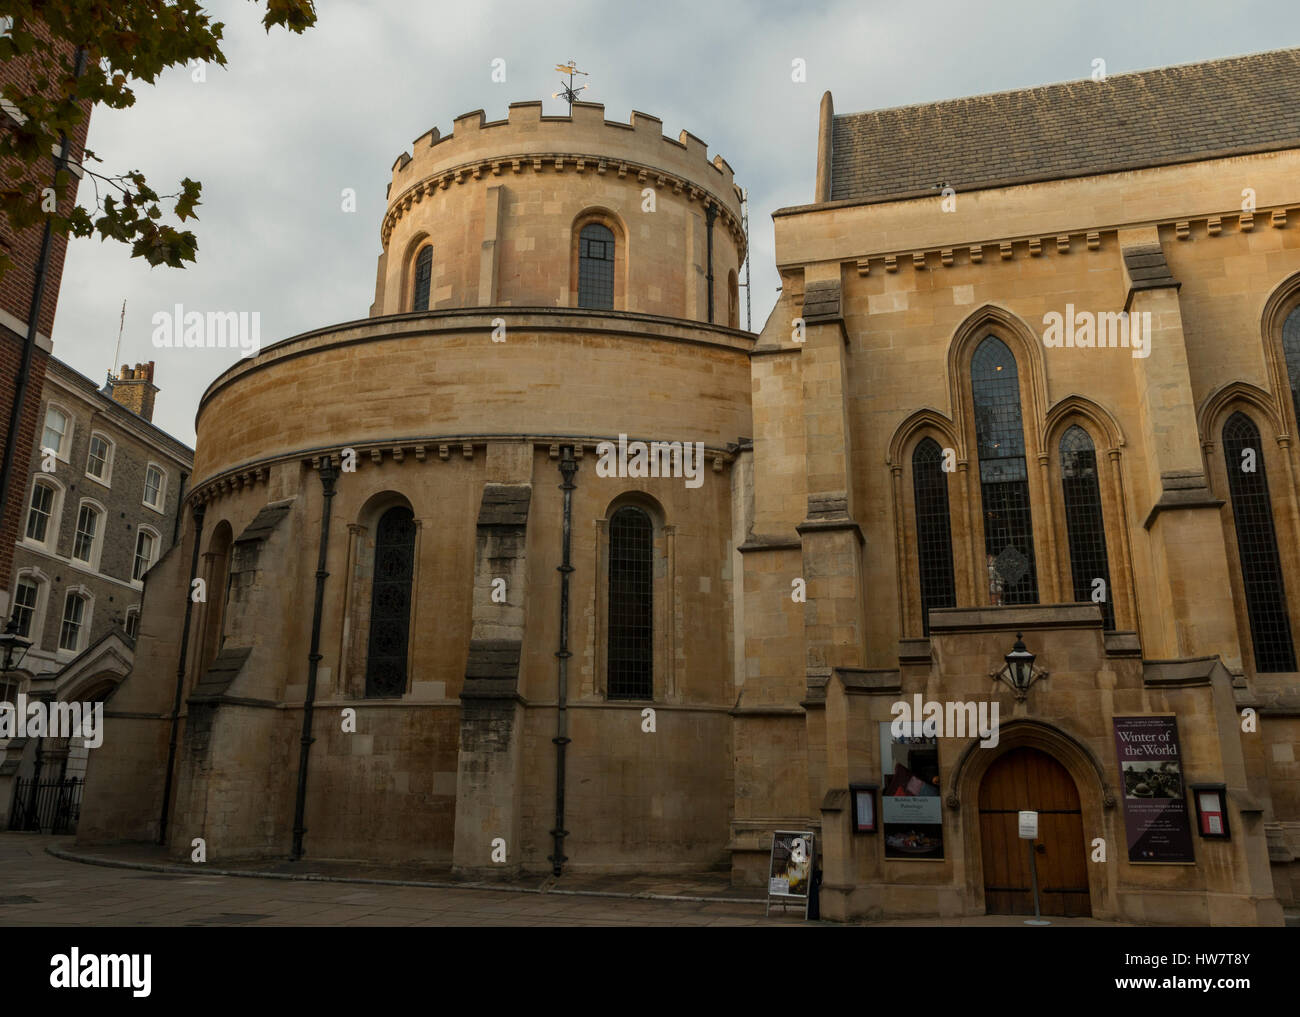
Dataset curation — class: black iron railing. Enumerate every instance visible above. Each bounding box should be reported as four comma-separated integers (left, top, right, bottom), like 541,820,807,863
8,777,83,833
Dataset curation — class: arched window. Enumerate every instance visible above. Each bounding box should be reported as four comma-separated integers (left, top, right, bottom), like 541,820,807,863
912,438,956,634
607,505,652,699
58,590,90,653
1222,411,1296,672
24,480,57,544
72,501,104,568
412,245,433,312
365,506,417,697
971,336,1038,604
578,223,615,310
1060,425,1114,629
1284,307,1300,430
11,576,40,639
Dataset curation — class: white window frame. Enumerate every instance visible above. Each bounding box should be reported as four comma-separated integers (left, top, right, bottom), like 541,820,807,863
11,568,49,644
57,586,93,656
132,525,161,583
85,430,115,487
71,498,107,572
124,606,140,640
41,402,74,464
142,462,167,513
22,476,64,551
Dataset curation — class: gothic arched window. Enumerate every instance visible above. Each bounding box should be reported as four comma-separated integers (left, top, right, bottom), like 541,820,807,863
365,506,417,697
1060,425,1114,629
971,336,1038,604
578,223,615,310
412,245,433,312
607,505,652,699
912,438,956,634
1222,412,1296,672
1283,306,1300,430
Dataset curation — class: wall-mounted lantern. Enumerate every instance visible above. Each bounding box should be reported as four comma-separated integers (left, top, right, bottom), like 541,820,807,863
990,632,1049,701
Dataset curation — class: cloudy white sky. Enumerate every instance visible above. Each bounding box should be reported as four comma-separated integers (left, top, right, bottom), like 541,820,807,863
50,0,1300,447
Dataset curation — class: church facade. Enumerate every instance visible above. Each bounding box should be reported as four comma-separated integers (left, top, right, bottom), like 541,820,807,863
77,49,1300,925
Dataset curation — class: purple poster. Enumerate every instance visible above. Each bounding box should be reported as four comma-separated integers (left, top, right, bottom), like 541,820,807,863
1112,716,1195,863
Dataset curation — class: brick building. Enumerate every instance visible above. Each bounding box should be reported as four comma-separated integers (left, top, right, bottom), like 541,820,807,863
0,13,92,620
1,359,191,821
73,49,1300,925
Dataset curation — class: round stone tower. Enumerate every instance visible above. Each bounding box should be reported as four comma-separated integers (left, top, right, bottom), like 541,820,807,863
82,102,756,879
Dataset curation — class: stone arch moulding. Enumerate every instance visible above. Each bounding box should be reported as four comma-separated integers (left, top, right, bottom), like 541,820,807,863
945,716,1117,811
1260,270,1300,438
401,230,433,312
1042,393,1126,454
1197,380,1286,451
886,407,964,467
946,303,1050,438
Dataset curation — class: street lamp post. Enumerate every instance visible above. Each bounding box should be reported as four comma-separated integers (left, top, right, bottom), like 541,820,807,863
0,615,32,705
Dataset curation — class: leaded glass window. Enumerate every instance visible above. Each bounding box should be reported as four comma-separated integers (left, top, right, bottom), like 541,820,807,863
972,336,1038,604
365,506,417,697
912,438,956,634
1222,412,1296,672
1060,425,1114,629
412,246,433,312
578,223,615,310
607,506,652,699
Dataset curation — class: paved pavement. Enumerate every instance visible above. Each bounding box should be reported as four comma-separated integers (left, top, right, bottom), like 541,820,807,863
0,833,1148,926
0,834,800,927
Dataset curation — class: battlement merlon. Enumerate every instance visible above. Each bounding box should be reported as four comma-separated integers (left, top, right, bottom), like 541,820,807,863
384,100,744,216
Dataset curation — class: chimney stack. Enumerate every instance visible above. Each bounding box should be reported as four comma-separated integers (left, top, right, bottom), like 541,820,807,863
110,360,159,422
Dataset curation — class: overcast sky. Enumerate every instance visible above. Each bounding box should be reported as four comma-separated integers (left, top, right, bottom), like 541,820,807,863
51,0,1300,447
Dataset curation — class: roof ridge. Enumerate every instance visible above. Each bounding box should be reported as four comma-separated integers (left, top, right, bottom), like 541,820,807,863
833,46,1300,121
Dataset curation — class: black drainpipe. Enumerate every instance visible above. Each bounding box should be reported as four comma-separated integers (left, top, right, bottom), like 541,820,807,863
171,471,189,547
704,202,717,324
549,445,577,876
291,457,338,860
159,500,205,844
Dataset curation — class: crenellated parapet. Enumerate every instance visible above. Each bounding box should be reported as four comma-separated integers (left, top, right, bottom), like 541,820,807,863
381,101,745,253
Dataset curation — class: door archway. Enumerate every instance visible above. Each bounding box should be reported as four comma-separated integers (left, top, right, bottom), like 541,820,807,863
978,746,1091,916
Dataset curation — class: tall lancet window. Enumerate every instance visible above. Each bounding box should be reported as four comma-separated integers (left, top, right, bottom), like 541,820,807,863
1283,307,1300,430
365,506,417,697
607,505,652,699
578,223,615,310
412,245,433,312
1060,425,1114,630
1222,412,1296,672
912,438,957,635
971,336,1038,604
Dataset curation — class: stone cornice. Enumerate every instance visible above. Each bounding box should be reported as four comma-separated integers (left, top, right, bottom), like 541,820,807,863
187,435,738,509
779,204,1295,279
382,151,746,255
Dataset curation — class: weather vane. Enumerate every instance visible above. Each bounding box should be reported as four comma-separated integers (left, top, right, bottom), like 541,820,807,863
553,60,589,112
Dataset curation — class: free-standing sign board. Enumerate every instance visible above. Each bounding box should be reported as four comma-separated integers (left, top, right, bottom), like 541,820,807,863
766,830,815,917
1113,716,1195,863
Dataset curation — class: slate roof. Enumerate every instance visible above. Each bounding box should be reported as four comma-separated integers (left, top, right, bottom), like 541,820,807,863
828,48,1300,204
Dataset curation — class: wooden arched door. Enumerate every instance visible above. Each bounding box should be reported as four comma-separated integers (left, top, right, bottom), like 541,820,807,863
979,746,1091,916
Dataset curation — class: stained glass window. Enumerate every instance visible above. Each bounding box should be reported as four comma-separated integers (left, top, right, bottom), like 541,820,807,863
608,506,652,698
365,506,417,697
913,438,957,634
1222,412,1296,672
972,336,1038,604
